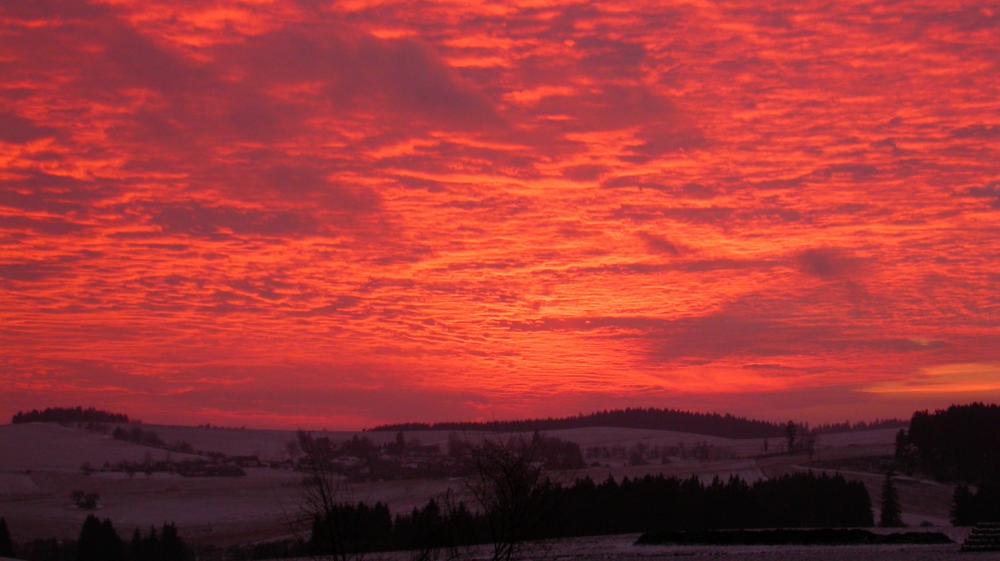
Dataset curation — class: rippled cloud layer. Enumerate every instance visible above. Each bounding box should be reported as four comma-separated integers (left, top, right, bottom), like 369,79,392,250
1,0,998,427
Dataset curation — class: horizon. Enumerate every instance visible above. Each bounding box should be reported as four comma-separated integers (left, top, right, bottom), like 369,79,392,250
2,1,999,431
0,402,948,433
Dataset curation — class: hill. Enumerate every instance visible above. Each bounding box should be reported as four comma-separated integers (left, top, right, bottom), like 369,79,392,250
0,423,198,472
11,407,131,425
370,407,789,439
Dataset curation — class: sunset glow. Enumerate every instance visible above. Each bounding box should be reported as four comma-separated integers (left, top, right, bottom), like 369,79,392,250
1,0,998,428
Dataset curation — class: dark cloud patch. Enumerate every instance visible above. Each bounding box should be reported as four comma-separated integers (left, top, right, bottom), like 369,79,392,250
0,112,53,143
259,165,381,212
560,85,672,128
951,124,1000,140
637,231,686,256
0,215,85,235
236,29,500,131
627,124,706,161
967,182,1000,209
680,183,718,199
795,247,867,280
576,37,646,75
99,24,210,96
0,260,71,282
612,204,735,224
816,163,880,181
646,314,829,361
647,313,931,362
504,308,931,364
532,84,697,150
148,202,319,239
561,164,608,181
354,36,499,129
0,253,96,282
0,0,106,21
602,175,669,191
741,205,804,224
226,277,297,302
746,176,808,191
289,296,364,317
0,172,107,212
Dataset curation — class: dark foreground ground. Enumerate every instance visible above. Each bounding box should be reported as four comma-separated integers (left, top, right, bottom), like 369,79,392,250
267,529,994,561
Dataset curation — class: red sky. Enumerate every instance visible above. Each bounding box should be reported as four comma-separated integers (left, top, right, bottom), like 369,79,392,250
1,0,998,429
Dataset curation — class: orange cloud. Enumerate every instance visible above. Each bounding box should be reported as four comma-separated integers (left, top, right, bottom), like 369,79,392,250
1,0,998,428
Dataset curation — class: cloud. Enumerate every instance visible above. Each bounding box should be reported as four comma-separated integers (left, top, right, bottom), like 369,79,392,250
0,215,86,235
795,247,867,280
0,112,53,143
637,231,686,256
951,124,1000,140
0,172,98,213
147,202,319,239
231,28,501,130
862,363,1000,395
2,0,998,427
0,256,81,281
967,182,1000,209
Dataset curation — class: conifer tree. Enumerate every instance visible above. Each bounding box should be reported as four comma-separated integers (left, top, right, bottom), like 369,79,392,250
0,517,14,558
161,522,193,561
77,515,124,561
951,484,975,526
879,472,903,527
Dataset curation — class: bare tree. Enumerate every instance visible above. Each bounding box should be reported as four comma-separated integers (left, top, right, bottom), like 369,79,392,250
465,434,551,561
286,439,301,460
408,489,472,561
297,431,367,561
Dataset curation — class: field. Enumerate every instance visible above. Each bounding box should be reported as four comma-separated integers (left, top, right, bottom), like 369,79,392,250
241,532,975,561
0,421,958,555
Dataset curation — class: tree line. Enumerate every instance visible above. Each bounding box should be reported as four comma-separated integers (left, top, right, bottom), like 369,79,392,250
890,402,1000,525
296,472,873,558
11,407,132,425
0,516,192,561
372,407,790,438
811,418,908,434
952,483,1000,526
894,402,1000,484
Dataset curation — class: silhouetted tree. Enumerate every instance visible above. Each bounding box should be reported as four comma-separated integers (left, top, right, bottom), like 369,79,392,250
160,523,193,561
879,473,903,527
951,484,975,526
466,435,551,561
288,471,876,556
127,523,192,561
785,421,797,453
298,431,367,561
0,517,14,558
111,426,163,447
70,490,100,510
904,403,1000,483
812,418,908,434
948,482,1000,525
14,537,76,561
77,515,123,561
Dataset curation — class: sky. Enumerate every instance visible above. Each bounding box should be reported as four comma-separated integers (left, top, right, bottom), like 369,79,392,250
1,0,998,429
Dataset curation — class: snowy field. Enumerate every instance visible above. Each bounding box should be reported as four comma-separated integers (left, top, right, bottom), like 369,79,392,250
0,421,929,548
261,532,975,561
